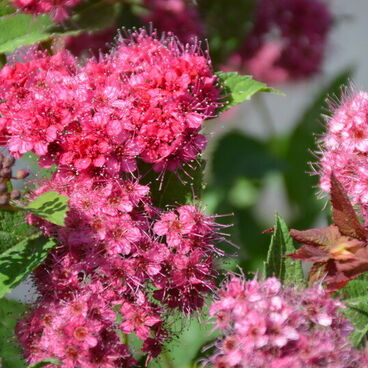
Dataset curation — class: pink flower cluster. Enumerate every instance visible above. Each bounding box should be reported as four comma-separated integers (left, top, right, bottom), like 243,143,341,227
319,91,368,222
0,31,220,174
10,0,81,21
1,31,225,367
142,0,204,43
227,0,332,83
208,277,364,368
18,174,223,366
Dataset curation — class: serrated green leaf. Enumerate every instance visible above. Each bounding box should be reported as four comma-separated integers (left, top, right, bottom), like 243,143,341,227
216,72,283,112
0,209,36,254
0,233,56,298
0,298,27,368
336,275,368,347
23,191,69,227
0,14,53,54
343,295,368,347
28,358,62,368
264,214,304,285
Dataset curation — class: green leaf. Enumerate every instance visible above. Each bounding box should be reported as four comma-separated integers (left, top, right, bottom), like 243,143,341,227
216,72,283,112
0,0,16,16
28,358,62,368
264,214,304,285
343,295,368,347
0,233,56,298
138,160,205,207
336,275,368,347
0,209,36,254
282,69,353,229
24,191,69,227
0,298,27,368
0,14,53,54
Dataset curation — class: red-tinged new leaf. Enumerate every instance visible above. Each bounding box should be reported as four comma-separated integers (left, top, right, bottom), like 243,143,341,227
286,244,329,262
330,173,367,241
289,226,341,249
337,246,368,279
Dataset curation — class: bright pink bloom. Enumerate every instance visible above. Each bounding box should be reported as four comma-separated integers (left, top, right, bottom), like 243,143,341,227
0,31,220,175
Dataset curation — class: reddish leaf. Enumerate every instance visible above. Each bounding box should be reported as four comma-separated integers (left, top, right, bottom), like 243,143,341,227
330,173,366,241
337,246,368,279
290,226,341,250
285,245,329,262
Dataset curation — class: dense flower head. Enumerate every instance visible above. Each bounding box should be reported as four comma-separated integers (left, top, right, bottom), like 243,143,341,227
227,0,332,83
17,287,138,368
142,0,204,43
318,90,368,222
207,276,363,368
0,30,220,175
17,172,225,366
10,0,82,21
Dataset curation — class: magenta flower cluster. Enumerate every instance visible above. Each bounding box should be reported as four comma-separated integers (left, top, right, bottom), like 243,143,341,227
208,277,365,368
228,0,332,83
4,32,225,367
319,91,368,222
0,31,219,174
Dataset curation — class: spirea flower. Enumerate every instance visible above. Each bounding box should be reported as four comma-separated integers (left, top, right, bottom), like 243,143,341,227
318,90,368,222
207,277,363,368
8,28,224,368
0,30,220,175
17,173,225,366
142,0,204,43
10,0,82,21
228,0,332,83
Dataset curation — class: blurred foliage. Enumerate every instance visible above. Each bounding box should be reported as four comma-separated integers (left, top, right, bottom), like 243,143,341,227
0,298,27,368
197,0,256,65
149,316,219,368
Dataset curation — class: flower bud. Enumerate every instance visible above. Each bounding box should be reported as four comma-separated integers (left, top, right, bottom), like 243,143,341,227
3,156,15,168
15,169,29,180
0,167,11,178
10,189,21,200
0,182,7,193
0,194,9,205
